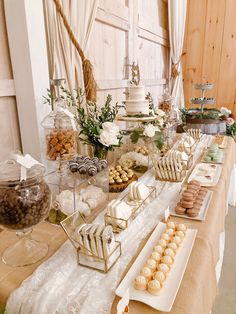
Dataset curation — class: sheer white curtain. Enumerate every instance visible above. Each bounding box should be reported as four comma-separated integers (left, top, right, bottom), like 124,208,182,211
168,0,187,109
44,0,99,92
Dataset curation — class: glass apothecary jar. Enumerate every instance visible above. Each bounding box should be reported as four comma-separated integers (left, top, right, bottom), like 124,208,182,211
41,98,77,161
0,160,51,266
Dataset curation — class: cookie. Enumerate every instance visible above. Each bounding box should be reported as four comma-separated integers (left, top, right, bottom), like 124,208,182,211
186,208,199,217
180,200,194,209
175,205,186,215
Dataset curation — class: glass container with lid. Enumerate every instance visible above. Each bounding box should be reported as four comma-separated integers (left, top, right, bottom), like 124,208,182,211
0,159,51,266
41,79,78,161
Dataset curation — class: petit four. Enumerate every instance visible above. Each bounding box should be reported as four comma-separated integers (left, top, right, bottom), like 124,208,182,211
164,248,175,258
174,181,208,218
172,236,182,246
147,279,161,295
154,271,166,283
129,181,150,202
107,200,132,229
157,239,167,248
153,245,164,254
150,251,162,262
109,165,135,192
140,266,153,281
161,255,173,266
158,263,170,274
134,275,147,291
168,242,178,252
145,258,157,271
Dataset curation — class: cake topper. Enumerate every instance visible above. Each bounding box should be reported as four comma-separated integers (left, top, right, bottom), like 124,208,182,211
130,62,140,86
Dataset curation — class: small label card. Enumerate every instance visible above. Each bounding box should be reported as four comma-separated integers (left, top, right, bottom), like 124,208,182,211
164,206,170,222
117,289,129,314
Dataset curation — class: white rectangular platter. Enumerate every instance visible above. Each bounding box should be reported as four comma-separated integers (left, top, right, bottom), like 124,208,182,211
201,152,224,164
188,163,222,186
219,136,228,149
115,222,197,312
170,190,213,221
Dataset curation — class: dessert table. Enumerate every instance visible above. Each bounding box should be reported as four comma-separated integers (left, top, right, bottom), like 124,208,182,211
0,136,235,314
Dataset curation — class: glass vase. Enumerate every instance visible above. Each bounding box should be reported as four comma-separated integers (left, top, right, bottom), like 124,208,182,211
93,145,108,160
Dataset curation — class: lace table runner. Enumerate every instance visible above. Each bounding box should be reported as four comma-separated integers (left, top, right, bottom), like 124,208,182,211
5,136,210,314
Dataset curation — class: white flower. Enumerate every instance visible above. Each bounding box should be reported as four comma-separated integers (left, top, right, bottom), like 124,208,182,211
155,108,166,117
143,124,156,137
220,107,231,117
99,130,119,147
101,122,120,135
98,122,120,147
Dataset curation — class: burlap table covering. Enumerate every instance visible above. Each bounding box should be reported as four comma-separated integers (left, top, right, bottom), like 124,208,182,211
111,138,235,314
0,138,235,313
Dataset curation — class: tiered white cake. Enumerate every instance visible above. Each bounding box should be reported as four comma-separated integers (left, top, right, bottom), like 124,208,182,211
125,85,149,115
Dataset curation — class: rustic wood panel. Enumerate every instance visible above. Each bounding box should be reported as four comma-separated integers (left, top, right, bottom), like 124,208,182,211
0,1,21,161
183,0,236,115
182,0,207,106
88,0,169,109
217,0,236,114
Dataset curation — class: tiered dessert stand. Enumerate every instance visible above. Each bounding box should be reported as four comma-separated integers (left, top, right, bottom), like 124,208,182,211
185,83,226,134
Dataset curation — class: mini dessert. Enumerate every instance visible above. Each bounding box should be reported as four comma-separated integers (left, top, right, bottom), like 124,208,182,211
153,271,166,283
161,233,171,242
175,231,185,239
145,258,157,271
140,266,153,281
172,236,182,246
161,255,173,266
147,279,161,295
135,146,149,156
109,165,136,192
68,156,107,176
165,228,175,237
134,275,147,291
164,248,175,258
150,251,162,262
168,242,178,252
153,245,164,254
175,205,186,215
186,208,198,217
157,263,170,274
177,224,187,233
157,239,167,248
166,221,176,230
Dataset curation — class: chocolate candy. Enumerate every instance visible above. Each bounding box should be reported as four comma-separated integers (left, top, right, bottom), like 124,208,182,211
87,165,97,176
0,181,51,230
77,164,87,174
100,160,107,169
69,162,78,173
68,156,107,176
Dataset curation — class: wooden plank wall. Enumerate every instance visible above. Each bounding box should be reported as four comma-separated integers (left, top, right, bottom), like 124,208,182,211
0,1,21,161
88,0,169,108
0,0,169,161
183,0,236,116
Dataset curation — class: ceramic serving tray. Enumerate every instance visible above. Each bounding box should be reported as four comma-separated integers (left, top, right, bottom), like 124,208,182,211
115,222,197,312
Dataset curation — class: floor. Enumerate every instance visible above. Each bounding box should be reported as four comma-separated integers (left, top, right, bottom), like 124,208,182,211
212,206,236,314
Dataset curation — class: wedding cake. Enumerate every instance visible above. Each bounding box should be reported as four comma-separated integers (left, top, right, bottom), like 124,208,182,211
125,85,150,115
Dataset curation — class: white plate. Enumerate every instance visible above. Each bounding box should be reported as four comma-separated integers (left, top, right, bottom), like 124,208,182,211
115,222,197,312
188,163,222,186
170,190,213,221
201,152,224,164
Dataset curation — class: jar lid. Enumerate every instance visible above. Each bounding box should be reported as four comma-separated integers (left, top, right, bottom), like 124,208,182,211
0,160,44,186
41,99,76,130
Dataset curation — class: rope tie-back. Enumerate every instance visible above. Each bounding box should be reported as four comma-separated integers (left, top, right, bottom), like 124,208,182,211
171,52,186,79
53,0,97,102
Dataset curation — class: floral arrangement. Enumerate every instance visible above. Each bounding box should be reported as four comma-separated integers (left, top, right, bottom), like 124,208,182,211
129,109,166,150
76,94,122,157
43,87,122,158
219,107,236,137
